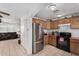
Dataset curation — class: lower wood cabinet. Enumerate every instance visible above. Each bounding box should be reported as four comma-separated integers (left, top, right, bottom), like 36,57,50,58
70,38,79,55
48,35,56,47
44,35,57,47
44,35,49,46
48,36,53,45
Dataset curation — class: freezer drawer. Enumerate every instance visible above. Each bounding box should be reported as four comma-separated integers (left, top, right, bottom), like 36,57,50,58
32,40,44,54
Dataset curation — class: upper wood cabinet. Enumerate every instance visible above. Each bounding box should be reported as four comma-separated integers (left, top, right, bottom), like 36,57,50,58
40,20,47,29
32,18,48,29
46,22,51,29
32,16,79,29
49,21,58,29
71,16,79,29
50,22,54,29
32,18,36,23
53,21,58,29
32,18,40,24
58,18,71,24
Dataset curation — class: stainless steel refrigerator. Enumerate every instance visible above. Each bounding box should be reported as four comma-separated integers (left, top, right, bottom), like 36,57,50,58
32,23,44,54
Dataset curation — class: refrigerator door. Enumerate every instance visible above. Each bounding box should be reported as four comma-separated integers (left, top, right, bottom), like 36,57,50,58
33,23,40,42
32,23,44,54
32,40,44,54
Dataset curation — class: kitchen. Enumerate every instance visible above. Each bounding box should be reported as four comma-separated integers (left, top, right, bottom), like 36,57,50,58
32,4,79,55
0,3,79,56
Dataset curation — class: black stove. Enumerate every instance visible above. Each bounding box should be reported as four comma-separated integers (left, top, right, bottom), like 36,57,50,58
56,32,71,52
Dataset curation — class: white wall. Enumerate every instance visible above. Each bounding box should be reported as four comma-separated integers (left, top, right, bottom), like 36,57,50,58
0,17,20,33
21,16,32,55
0,23,19,32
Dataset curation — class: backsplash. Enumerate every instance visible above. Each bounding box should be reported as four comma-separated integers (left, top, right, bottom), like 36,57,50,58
70,29,79,37
44,29,79,37
43,29,58,35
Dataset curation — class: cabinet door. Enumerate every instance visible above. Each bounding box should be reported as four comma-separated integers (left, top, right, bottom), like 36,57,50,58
44,35,48,46
53,36,56,47
43,21,47,29
46,22,51,29
39,20,43,28
32,18,40,24
50,22,54,29
70,39,79,55
58,19,71,24
48,36,56,46
32,18,36,23
40,20,47,29
71,17,79,29
53,21,58,29
48,36,53,45
50,21,57,29
58,19,64,24
64,19,71,24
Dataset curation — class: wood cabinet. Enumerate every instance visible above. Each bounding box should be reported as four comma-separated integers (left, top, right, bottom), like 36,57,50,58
44,35,49,46
48,35,56,47
48,36,53,45
50,22,54,29
53,21,58,29
32,16,79,29
44,35,57,47
58,18,71,24
32,18,40,24
58,19,65,24
64,18,71,24
71,16,79,29
32,18,48,29
32,18,36,23
46,22,51,29
70,38,79,55
46,21,58,29
40,20,47,29
49,21,58,29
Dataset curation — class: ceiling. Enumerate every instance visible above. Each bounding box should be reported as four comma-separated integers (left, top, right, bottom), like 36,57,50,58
0,3,49,23
0,3,49,18
35,3,79,21
0,3,79,21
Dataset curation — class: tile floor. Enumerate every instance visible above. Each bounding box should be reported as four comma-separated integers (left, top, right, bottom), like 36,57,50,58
0,39,77,56
34,45,77,56
0,39,27,56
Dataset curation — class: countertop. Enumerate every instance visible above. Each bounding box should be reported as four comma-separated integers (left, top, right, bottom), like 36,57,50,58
70,37,79,40
70,37,79,43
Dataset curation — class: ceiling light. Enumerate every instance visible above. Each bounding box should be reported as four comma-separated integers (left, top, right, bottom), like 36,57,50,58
50,6,56,10
48,4,56,11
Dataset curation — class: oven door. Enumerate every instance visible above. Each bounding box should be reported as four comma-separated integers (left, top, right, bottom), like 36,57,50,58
57,36,70,52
